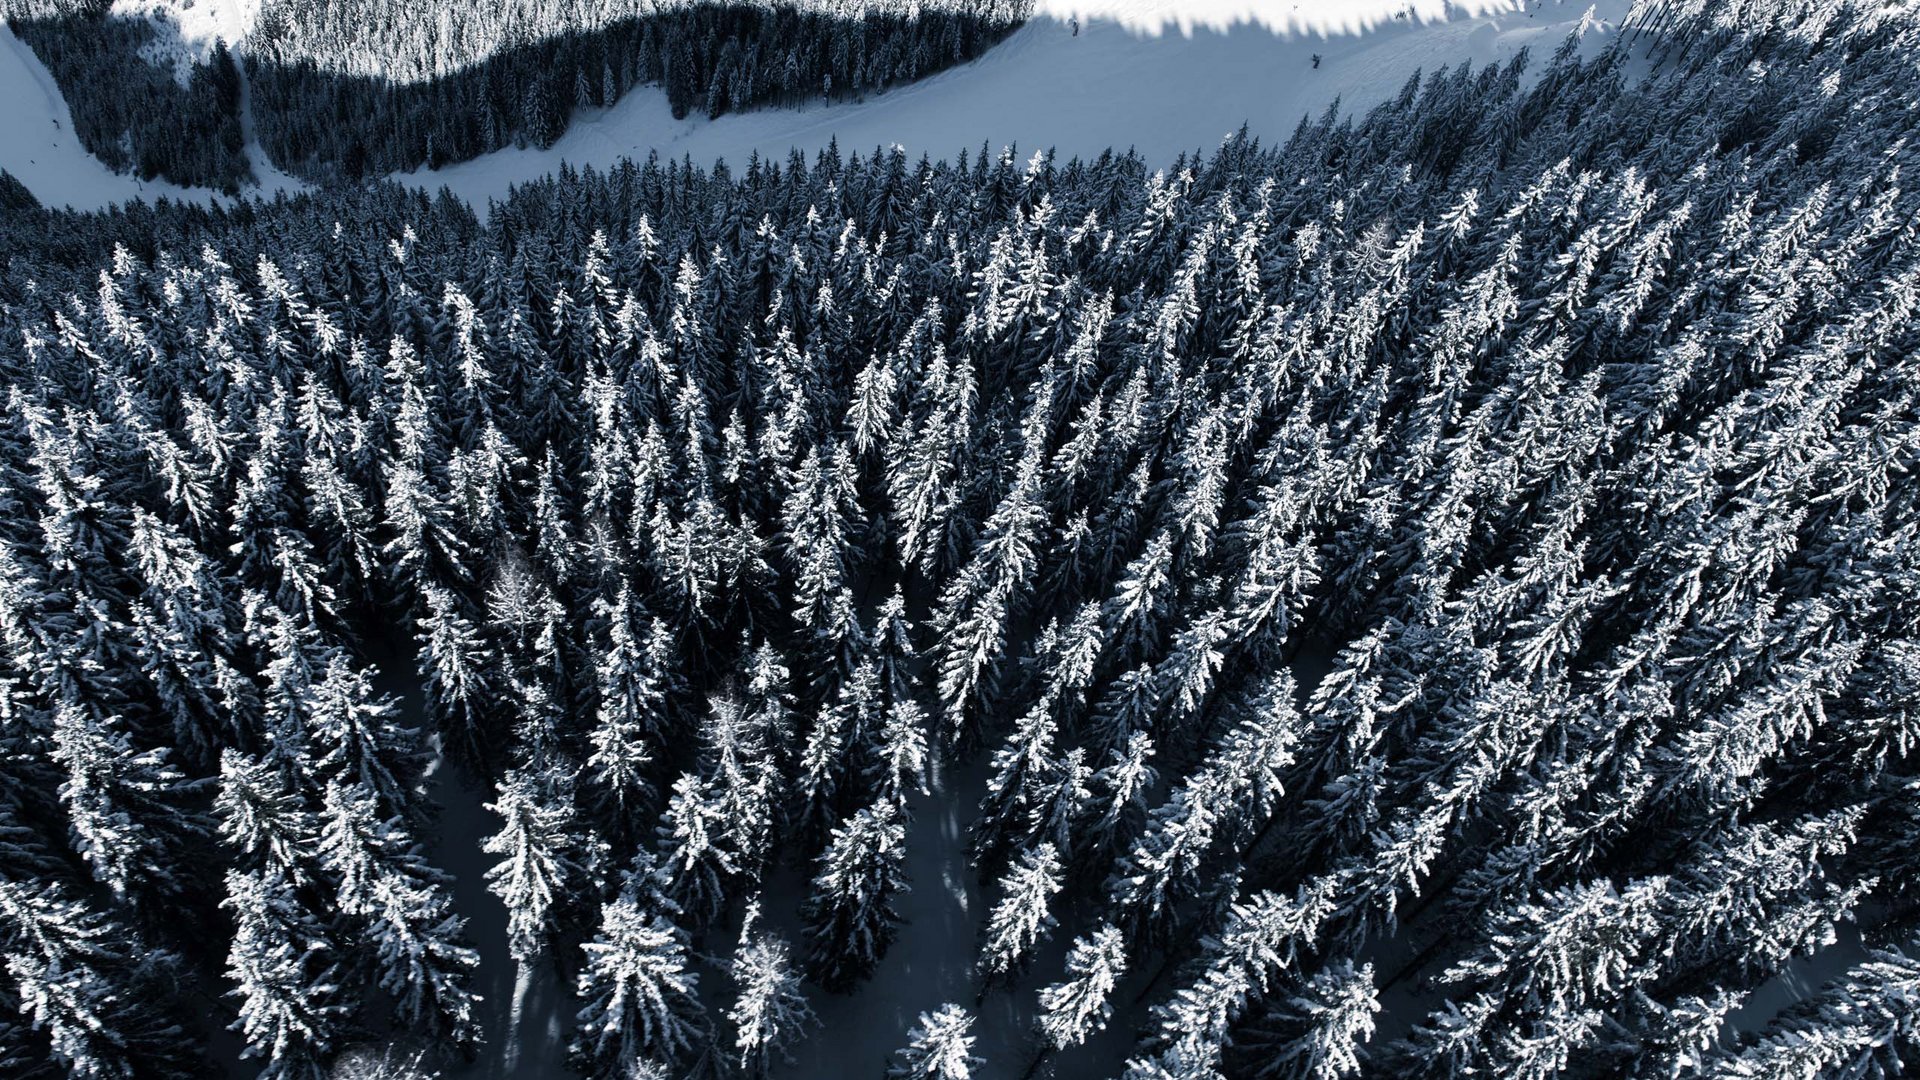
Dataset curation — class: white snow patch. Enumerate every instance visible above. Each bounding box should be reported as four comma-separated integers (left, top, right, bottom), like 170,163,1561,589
398,0,1633,210
112,0,259,56
504,962,531,1074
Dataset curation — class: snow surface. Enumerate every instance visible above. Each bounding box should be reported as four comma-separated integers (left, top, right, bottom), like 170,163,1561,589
398,0,1633,209
1037,0,1534,36
112,0,259,55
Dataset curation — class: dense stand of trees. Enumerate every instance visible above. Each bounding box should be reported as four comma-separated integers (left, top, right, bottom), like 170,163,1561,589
0,1,1918,1078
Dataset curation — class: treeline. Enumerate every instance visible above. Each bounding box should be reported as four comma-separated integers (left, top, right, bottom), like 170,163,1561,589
7,0,1030,191
6,3,250,192
1,1,1919,1078
0,171,36,215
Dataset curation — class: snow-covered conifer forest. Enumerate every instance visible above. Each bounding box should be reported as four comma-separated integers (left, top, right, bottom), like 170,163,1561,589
2,1,1920,1078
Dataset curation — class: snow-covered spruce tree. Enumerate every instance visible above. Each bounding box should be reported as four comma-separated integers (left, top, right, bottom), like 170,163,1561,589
972,694,1058,867
727,902,817,1078
483,761,594,964
216,749,319,883
889,1003,983,1080
1229,961,1379,1080
871,696,933,805
0,875,200,1079
304,654,424,818
318,779,481,1046
1700,937,1920,1079
572,866,706,1077
977,840,1064,991
48,699,209,905
417,582,500,760
1034,923,1128,1054
803,796,909,992
222,868,349,1080
692,685,781,884
369,863,483,1049
1133,881,1340,1077
125,507,250,765
657,769,743,928
585,589,676,821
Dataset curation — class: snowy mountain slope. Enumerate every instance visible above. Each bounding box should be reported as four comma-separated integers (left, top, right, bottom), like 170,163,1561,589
1,6,302,210
3,0,1628,213
4,0,1025,203
0,21,222,210
1037,0,1529,36
399,0,1632,207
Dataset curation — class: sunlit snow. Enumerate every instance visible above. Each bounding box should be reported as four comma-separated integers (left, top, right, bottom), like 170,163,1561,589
0,10,302,211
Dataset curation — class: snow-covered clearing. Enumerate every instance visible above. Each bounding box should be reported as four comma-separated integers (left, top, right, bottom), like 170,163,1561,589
399,0,1632,208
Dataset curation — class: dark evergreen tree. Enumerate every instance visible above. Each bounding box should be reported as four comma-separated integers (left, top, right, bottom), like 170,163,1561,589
803,797,908,992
